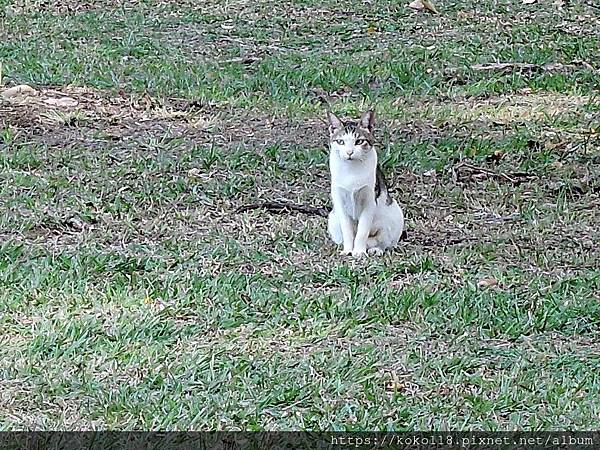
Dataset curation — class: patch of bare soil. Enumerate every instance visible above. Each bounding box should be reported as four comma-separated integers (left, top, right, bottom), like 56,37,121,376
0,84,325,152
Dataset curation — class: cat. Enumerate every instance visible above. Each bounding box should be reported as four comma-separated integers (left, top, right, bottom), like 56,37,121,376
327,110,404,257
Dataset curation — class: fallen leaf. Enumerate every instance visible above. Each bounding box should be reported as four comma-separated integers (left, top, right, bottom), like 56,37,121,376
44,97,79,107
409,0,423,10
544,141,567,151
188,168,202,178
582,239,594,249
385,380,406,391
408,0,439,13
421,0,439,13
1,84,37,99
456,11,473,19
486,150,505,163
478,278,499,288
65,217,85,232
385,371,406,392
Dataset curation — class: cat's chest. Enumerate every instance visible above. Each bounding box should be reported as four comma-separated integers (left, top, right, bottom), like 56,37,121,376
335,185,372,220
330,155,376,220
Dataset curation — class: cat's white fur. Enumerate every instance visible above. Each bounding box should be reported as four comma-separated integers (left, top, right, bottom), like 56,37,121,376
327,111,404,258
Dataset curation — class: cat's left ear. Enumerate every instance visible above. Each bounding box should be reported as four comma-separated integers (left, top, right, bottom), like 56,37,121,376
359,110,375,132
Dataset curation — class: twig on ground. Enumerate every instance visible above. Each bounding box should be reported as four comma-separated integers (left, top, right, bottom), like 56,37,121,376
220,55,262,65
470,61,599,74
407,235,476,247
453,162,537,185
236,201,329,217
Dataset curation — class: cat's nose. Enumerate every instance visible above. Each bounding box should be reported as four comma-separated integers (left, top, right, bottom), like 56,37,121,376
346,150,354,156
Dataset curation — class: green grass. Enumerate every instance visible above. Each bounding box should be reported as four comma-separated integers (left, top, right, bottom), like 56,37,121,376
2,0,599,112
1,0,600,430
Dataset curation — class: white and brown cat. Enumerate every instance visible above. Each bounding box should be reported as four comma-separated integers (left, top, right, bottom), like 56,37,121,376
327,110,404,257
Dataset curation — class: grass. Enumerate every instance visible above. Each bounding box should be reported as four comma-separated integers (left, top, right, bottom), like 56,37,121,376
1,0,600,430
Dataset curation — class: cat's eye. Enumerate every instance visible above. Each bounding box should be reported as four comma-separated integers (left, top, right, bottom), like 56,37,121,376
355,139,367,146
335,139,344,145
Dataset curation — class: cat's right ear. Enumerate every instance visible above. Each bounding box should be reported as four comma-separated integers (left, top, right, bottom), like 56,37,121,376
327,111,343,135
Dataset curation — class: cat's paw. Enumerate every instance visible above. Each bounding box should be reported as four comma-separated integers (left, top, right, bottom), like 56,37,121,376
339,249,352,256
351,249,367,258
368,247,384,256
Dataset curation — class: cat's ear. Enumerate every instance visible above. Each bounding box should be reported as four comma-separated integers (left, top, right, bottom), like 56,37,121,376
327,111,343,135
359,110,375,132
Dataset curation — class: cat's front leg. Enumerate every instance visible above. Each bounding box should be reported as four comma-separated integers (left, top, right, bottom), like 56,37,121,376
332,189,355,255
338,212,355,255
352,207,375,258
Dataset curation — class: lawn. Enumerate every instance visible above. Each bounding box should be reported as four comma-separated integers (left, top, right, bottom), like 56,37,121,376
1,0,599,430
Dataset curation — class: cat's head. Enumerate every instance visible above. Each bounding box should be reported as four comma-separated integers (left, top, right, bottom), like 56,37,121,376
327,110,375,162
